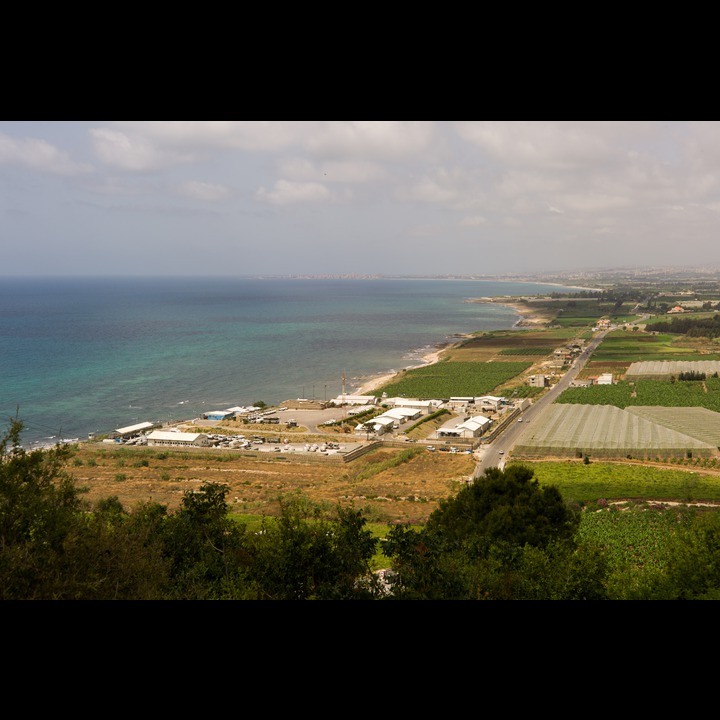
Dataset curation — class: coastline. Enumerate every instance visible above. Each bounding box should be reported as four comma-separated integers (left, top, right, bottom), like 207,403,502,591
354,345,451,396
469,298,555,328
353,297,553,396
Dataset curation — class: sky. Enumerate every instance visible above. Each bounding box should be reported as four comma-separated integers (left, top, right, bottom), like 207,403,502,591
2,120,720,278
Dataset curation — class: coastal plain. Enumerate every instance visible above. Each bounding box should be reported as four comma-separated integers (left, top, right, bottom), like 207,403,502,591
66,284,720,522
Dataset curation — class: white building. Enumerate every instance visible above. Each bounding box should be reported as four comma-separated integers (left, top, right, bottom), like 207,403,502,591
111,421,159,438
476,396,506,412
381,407,422,422
388,398,440,412
331,395,378,406
597,373,614,385
147,431,210,447
357,416,396,435
437,415,491,439
356,407,421,434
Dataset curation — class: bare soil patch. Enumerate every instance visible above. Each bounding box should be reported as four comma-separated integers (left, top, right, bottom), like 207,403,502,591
68,442,476,525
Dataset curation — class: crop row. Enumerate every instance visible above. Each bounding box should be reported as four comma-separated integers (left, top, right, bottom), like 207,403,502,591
498,347,551,355
556,377,720,411
523,460,720,503
373,361,531,399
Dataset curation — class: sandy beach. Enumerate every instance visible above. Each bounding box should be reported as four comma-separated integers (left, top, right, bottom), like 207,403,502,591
354,346,449,395
468,297,555,328
353,299,550,396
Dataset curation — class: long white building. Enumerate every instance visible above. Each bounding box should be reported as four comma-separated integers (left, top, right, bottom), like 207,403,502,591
146,430,210,447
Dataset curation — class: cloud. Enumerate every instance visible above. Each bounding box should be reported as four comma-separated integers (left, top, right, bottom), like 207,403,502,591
460,215,487,227
115,121,302,151
302,121,436,160
0,132,92,175
90,127,197,171
176,180,231,201
452,121,622,169
398,167,487,210
278,157,386,183
256,179,332,205
5,120,720,277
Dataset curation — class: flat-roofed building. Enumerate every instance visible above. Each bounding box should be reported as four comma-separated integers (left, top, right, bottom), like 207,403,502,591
389,398,439,412
331,395,378,406
203,410,236,421
476,395,506,412
356,416,395,435
437,415,491,438
147,431,210,447
111,421,159,439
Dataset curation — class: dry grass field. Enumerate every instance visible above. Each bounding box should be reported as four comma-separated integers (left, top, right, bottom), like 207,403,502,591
67,442,477,525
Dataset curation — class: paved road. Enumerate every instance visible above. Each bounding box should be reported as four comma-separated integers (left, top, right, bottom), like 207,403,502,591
473,329,610,478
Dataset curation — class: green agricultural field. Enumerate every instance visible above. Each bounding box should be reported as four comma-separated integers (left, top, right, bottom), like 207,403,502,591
556,377,720,411
553,315,606,328
514,404,715,459
520,460,720,504
578,505,698,598
372,360,531,399
447,330,567,362
588,331,698,362
497,347,552,355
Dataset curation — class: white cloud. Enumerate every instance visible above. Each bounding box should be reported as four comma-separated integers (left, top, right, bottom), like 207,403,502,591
452,121,624,169
303,121,436,160
556,193,632,213
116,121,303,151
460,215,487,227
0,132,92,175
5,120,720,276
256,179,332,205
278,157,386,183
176,180,230,201
398,167,486,210
91,128,172,171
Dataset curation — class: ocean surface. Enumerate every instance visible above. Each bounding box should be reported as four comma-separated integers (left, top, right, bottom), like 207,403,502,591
0,276,580,448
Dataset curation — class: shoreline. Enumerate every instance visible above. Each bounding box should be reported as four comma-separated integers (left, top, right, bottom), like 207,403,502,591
353,297,551,396
34,297,548,447
354,344,453,396
470,298,556,328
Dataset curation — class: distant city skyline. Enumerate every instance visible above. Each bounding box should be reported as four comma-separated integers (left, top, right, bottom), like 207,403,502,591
2,121,720,277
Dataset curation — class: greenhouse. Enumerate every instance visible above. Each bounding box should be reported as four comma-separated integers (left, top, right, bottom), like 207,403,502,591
513,404,716,460
625,360,720,380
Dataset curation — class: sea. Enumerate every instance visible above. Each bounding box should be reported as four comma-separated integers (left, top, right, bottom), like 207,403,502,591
0,276,582,449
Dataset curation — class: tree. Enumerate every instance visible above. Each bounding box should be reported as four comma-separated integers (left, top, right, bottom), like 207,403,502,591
425,463,580,552
246,493,381,600
650,509,720,599
0,418,170,599
382,464,594,599
159,481,250,599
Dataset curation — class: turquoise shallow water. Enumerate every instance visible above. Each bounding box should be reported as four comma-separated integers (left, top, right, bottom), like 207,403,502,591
0,276,577,447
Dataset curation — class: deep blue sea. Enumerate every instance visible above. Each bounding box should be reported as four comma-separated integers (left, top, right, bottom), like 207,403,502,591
0,276,580,448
